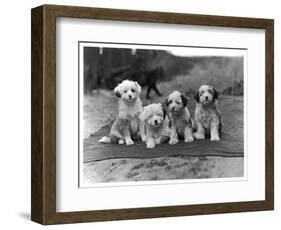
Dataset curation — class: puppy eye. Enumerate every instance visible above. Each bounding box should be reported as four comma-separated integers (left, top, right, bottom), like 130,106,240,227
124,90,127,93
131,89,135,93
176,101,181,104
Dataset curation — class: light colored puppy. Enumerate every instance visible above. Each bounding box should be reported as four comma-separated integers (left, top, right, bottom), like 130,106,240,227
99,80,146,145
166,91,194,144
193,85,223,141
139,103,170,148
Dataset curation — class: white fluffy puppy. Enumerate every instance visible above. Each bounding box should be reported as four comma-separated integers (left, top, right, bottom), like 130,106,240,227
139,103,170,148
193,85,223,141
99,80,146,145
166,91,194,144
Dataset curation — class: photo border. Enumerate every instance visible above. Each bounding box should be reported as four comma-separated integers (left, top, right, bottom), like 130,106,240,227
78,41,248,188
31,4,274,225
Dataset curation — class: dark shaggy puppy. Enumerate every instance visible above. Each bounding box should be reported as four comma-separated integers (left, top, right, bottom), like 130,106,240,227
130,66,164,99
144,66,163,99
193,85,223,141
166,91,194,144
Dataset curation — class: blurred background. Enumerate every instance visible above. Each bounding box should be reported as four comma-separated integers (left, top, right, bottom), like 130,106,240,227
84,46,244,96
83,46,244,138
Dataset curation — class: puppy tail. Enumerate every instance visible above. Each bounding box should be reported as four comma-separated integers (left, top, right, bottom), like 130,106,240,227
98,136,111,144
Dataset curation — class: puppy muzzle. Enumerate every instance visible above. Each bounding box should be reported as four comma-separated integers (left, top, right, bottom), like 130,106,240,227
170,106,182,113
125,95,136,102
151,119,162,128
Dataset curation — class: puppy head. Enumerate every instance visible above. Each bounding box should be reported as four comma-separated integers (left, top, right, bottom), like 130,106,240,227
166,91,189,113
114,80,141,103
194,85,218,105
140,103,166,128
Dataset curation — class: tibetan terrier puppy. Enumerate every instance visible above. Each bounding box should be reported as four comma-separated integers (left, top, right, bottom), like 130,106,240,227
193,85,223,141
139,103,170,148
99,80,146,145
166,91,194,144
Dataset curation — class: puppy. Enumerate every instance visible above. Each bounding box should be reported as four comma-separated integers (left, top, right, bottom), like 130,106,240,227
139,103,170,148
143,66,163,99
128,66,164,99
193,85,223,141
166,91,194,144
99,80,146,145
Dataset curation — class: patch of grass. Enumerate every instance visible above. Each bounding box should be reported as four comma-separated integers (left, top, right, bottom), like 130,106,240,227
131,163,145,170
199,156,207,161
151,176,159,180
171,154,185,158
127,171,139,178
175,162,189,168
189,167,200,175
165,165,172,171
145,159,168,168
119,159,127,164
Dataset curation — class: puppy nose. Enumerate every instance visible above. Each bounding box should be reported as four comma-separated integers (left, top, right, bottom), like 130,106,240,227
129,95,132,98
205,96,208,100
172,107,175,111
154,120,158,124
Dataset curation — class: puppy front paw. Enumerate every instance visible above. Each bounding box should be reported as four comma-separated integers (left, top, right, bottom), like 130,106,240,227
118,139,125,145
193,132,205,140
147,142,155,148
184,136,194,143
141,135,146,142
210,136,220,141
169,138,179,145
119,114,128,121
125,139,134,145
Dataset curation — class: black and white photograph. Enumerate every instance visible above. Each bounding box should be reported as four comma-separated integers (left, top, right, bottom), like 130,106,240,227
29,3,274,225
80,42,245,185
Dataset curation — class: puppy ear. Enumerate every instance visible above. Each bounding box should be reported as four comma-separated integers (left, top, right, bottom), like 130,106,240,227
165,97,170,107
139,107,149,122
162,104,167,118
134,81,142,93
194,91,200,103
113,85,121,98
181,93,189,107
213,88,219,101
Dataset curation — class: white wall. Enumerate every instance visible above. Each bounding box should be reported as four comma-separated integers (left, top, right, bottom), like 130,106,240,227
0,0,279,229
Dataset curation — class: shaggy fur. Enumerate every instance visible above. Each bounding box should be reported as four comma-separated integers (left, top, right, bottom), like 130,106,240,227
139,103,170,148
193,85,223,141
166,91,194,144
99,80,146,145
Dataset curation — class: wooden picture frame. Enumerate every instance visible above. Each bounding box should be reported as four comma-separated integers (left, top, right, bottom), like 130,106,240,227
31,4,274,225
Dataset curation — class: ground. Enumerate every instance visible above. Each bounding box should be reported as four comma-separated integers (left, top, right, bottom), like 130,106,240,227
83,75,244,184
84,156,243,183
